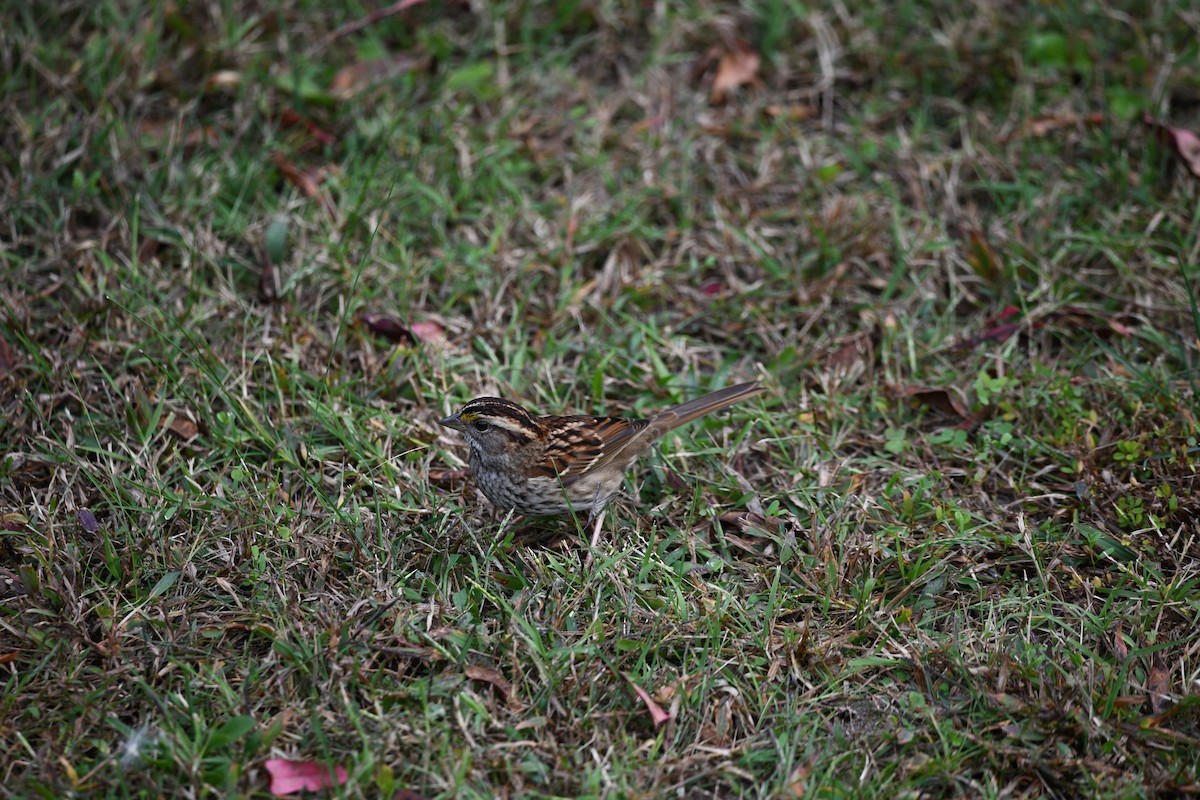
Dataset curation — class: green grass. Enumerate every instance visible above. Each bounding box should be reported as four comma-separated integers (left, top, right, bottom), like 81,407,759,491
3,0,1199,797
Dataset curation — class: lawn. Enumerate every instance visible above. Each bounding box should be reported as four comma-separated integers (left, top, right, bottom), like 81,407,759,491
2,1,1199,797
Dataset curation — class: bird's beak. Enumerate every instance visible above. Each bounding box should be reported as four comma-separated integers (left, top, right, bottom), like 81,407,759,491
439,413,465,431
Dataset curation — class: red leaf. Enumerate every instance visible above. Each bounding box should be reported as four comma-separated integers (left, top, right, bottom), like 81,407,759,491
1144,114,1200,179
359,313,414,344
265,759,348,796
624,674,670,729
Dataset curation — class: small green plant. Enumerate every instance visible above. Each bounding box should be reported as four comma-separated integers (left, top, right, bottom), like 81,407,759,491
1113,439,1142,466
1115,495,1145,529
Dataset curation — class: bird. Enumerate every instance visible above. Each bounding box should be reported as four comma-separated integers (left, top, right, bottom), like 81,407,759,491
438,381,764,547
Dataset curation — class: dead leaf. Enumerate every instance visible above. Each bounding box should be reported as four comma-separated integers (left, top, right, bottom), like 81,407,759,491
0,567,26,598
711,38,761,104
953,305,1028,351
428,468,469,484
271,153,333,211
1001,111,1106,142
278,110,336,148
1053,306,1134,338
359,313,413,344
965,229,1004,283
79,509,99,534
662,467,691,493
138,118,219,153
0,652,18,664
409,321,445,343
1,512,26,531
764,104,818,122
323,0,429,45
888,384,970,419
717,511,782,537
264,758,348,796
1146,656,1172,716
1110,622,1129,660
465,664,513,700
204,70,242,91
1144,113,1200,179
329,54,425,99
787,757,815,798
0,337,19,381
826,332,869,372
624,674,670,729
166,415,199,441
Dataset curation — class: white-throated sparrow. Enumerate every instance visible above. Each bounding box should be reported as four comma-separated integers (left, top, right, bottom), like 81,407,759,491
438,381,764,525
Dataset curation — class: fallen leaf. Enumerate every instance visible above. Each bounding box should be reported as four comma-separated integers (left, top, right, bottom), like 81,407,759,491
786,758,813,797
138,118,219,153
409,321,445,343
1110,621,1129,660
359,313,413,344
710,38,761,104
1053,306,1134,338
0,337,19,380
428,468,469,484
826,332,869,372
278,110,336,148
1,512,26,531
953,305,1028,351
764,104,818,122
166,415,199,441
662,467,691,492
205,70,242,91
888,384,970,419
1001,111,1106,142
717,511,782,537
271,153,333,210
79,509,99,534
1144,113,1200,179
465,664,513,700
0,567,25,598
1146,656,1172,716
965,229,1004,283
0,652,19,664
264,758,348,796
329,54,425,99
323,0,429,45
624,674,670,729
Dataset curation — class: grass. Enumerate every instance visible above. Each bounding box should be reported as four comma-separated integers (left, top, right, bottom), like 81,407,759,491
3,0,1199,797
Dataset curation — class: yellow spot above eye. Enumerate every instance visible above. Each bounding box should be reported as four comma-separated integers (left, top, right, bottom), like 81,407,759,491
459,411,479,422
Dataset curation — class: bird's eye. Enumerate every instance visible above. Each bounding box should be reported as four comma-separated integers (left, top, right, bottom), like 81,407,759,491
473,420,492,433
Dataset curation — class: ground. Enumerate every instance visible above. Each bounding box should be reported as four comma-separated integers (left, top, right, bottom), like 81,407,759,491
2,1,1199,797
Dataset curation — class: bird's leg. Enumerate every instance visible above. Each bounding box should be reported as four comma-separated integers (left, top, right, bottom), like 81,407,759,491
583,489,606,567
